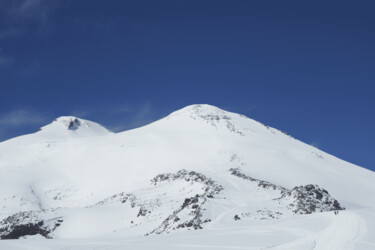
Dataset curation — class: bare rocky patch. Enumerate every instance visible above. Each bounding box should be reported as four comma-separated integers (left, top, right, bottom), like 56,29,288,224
0,210,62,239
229,167,344,218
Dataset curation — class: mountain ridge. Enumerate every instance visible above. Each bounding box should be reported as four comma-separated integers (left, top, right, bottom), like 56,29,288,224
0,104,374,247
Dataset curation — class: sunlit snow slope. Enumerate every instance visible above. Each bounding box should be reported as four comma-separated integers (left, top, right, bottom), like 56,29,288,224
0,104,374,249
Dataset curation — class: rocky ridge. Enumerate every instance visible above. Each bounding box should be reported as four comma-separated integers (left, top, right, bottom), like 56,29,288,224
0,168,344,239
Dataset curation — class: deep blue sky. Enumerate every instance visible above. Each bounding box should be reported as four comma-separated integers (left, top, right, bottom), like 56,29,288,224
0,1,374,171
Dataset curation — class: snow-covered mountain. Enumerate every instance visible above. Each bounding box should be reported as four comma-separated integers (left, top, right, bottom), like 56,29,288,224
0,104,374,250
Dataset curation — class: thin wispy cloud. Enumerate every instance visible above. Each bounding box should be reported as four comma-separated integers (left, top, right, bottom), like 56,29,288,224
73,17,119,35
21,61,40,74
70,109,91,119
15,0,62,25
71,102,158,133
108,102,164,133
0,27,21,40
0,109,48,127
130,102,153,127
0,48,14,67
0,0,64,73
71,104,132,119
0,128,4,140
0,0,64,41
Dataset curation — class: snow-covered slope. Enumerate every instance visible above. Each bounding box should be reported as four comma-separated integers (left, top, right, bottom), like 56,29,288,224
0,104,374,249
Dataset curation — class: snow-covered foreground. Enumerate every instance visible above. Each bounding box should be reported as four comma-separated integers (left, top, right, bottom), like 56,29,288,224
1,208,375,250
0,104,374,249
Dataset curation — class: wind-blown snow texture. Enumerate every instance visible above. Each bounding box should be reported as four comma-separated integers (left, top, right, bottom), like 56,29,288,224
0,104,374,249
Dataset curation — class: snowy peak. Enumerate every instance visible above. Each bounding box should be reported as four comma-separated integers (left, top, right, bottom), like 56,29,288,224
38,116,112,138
167,104,244,129
52,116,83,130
168,104,230,118
165,104,278,137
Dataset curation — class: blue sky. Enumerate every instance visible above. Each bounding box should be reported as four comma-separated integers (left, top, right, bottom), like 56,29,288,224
0,1,374,171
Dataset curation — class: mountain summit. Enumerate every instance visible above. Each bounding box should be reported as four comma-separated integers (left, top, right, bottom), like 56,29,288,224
0,104,374,249
37,116,112,138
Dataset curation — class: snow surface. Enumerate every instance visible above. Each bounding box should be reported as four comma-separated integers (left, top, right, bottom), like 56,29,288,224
0,104,374,249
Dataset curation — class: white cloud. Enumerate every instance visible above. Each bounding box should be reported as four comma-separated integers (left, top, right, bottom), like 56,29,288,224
0,109,48,127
